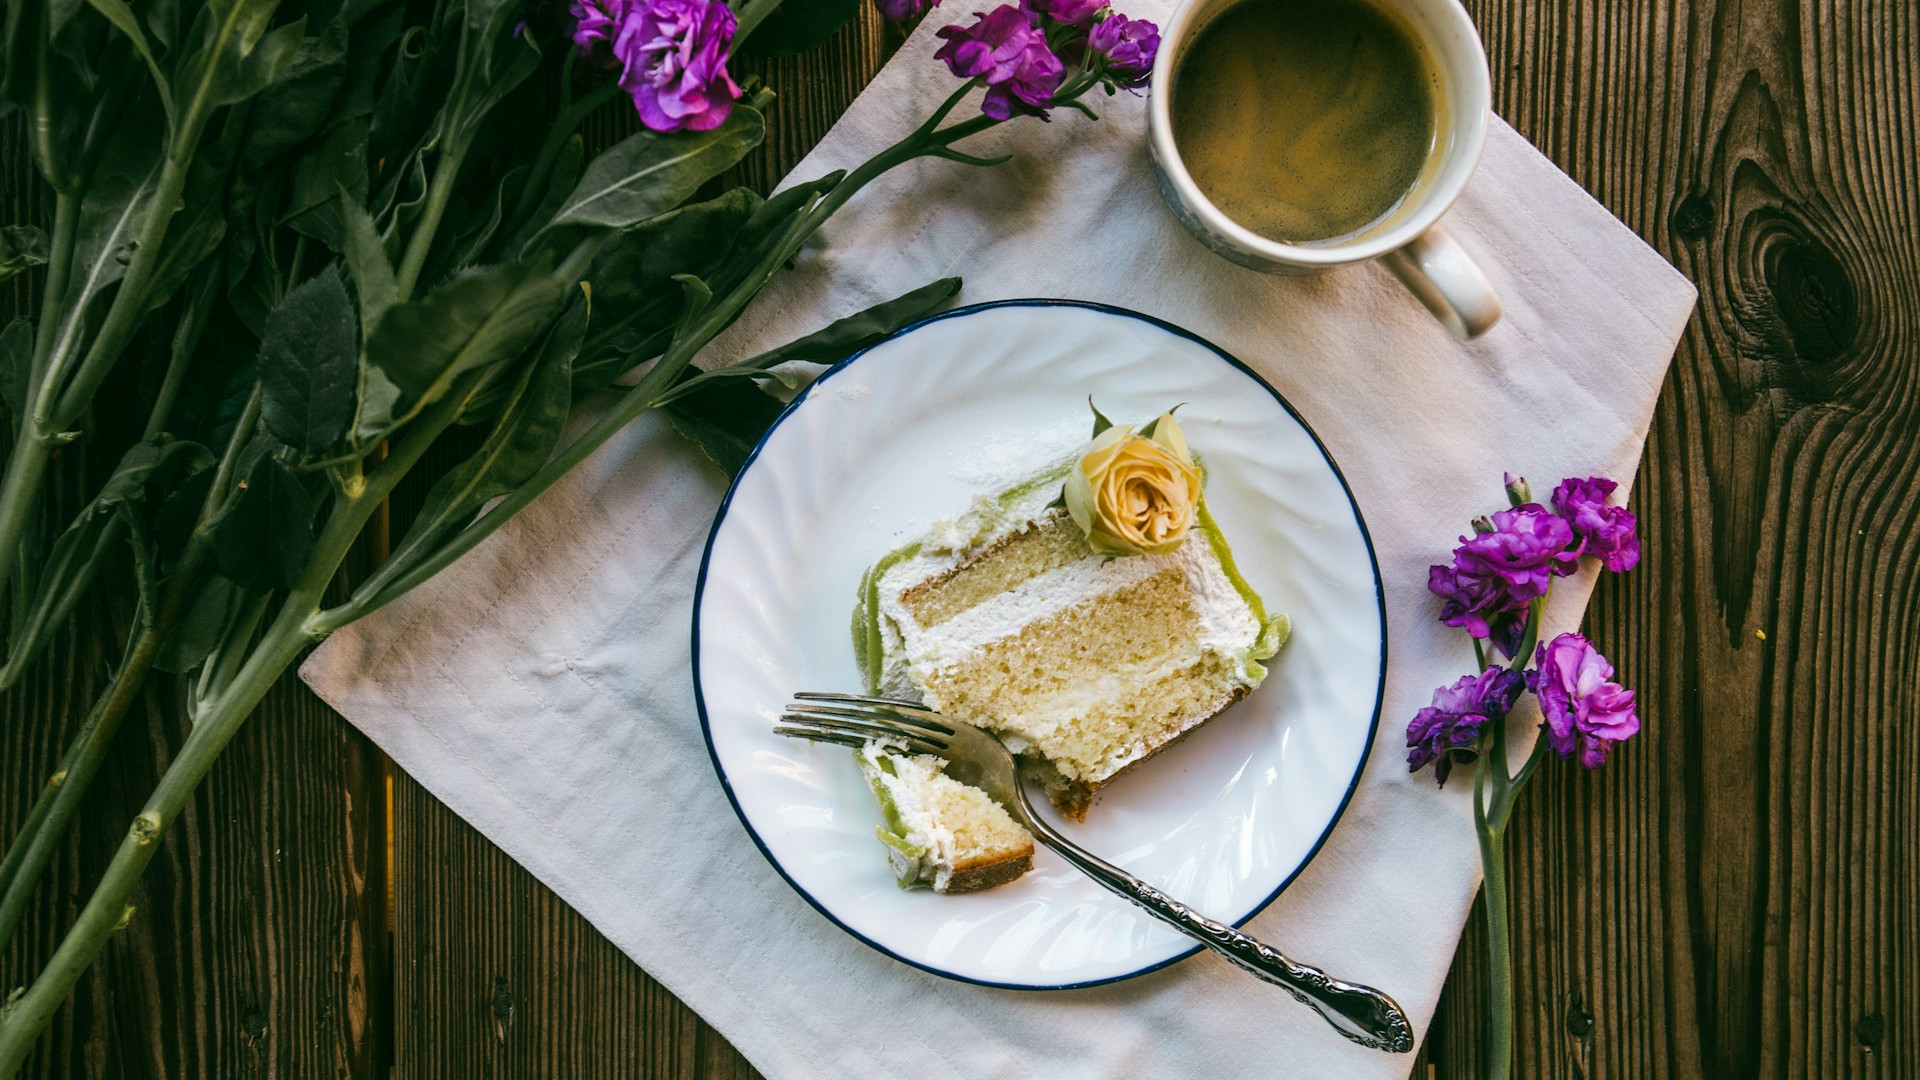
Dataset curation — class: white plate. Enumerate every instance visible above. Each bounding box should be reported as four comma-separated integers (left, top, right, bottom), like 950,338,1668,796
694,301,1385,989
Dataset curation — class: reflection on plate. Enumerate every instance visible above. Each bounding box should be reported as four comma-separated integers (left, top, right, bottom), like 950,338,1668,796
693,300,1385,989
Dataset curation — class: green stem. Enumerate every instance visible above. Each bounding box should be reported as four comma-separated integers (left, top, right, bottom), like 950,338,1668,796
0,380,470,1077
0,598,163,954
324,111,1002,629
499,77,616,249
50,148,195,428
394,145,468,300
0,602,311,1079
141,270,220,442
1474,772,1514,1080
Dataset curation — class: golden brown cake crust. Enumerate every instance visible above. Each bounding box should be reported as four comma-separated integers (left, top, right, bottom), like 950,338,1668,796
941,850,1036,893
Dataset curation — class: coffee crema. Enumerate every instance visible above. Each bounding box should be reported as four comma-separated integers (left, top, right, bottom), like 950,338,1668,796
1170,0,1441,245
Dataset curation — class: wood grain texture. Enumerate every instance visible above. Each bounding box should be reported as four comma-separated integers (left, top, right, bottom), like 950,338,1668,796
1417,1,1920,1078
0,443,390,1077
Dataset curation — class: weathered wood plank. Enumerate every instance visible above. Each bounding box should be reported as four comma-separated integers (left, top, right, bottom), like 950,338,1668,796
1419,2,1920,1078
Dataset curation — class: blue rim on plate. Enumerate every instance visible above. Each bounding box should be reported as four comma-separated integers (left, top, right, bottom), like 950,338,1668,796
691,298,1388,991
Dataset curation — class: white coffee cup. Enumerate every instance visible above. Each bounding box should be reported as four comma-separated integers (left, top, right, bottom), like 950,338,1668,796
1147,0,1501,339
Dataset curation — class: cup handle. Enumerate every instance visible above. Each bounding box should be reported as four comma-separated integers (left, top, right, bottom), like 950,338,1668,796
1380,226,1502,339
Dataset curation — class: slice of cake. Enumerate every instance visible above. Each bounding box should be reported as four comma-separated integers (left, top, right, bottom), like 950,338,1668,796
851,408,1288,821
857,741,1035,893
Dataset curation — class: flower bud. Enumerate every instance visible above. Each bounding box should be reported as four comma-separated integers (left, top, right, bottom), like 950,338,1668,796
1503,472,1531,506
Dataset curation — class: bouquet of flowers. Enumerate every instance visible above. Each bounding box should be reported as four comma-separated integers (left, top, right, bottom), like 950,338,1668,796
1408,473,1642,1080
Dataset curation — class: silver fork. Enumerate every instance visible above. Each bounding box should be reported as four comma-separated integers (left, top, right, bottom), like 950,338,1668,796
778,691,1416,1054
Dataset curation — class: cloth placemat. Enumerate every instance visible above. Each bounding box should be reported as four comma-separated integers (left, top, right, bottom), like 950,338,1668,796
301,7,1697,1076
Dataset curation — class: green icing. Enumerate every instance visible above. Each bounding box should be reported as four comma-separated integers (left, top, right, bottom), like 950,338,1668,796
854,542,922,694
857,749,933,889
1195,497,1291,681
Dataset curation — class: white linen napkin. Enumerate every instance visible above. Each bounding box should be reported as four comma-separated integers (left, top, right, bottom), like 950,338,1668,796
301,6,1697,1076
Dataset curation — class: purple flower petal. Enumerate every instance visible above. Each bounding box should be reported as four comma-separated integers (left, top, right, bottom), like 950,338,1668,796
1527,633,1640,769
1088,12,1158,86
607,0,742,133
1406,668,1525,786
934,5,1065,118
1552,476,1641,573
1428,504,1581,639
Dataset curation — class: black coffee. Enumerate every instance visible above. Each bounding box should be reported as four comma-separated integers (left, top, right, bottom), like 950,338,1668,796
1171,0,1440,244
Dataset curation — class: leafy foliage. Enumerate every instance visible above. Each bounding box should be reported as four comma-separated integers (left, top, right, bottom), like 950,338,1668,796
258,267,359,455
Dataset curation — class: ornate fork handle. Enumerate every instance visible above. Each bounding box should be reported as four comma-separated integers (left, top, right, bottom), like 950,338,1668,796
1025,814,1415,1053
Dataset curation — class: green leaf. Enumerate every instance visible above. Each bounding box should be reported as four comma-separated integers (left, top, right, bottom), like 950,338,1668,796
337,192,397,337
153,572,244,672
0,225,48,281
242,16,350,169
283,113,370,250
500,134,582,257
171,2,304,133
0,318,31,417
588,188,759,316
452,162,522,268
46,121,164,361
573,188,761,383
259,267,358,454
84,0,175,129
736,0,860,57
356,258,567,444
3,438,214,675
548,106,766,231
407,287,584,546
213,452,314,591
731,277,961,370
666,377,786,478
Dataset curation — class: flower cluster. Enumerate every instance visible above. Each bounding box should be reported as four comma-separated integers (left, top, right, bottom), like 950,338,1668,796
1407,474,1643,785
571,0,742,132
885,0,1159,119
1427,473,1639,657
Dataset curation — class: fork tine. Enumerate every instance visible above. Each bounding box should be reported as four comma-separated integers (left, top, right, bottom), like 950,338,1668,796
772,727,870,750
777,714,948,754
790,693,957,732
787,702,955,735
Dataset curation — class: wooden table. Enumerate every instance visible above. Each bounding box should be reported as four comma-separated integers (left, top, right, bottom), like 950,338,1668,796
3,1,1915,1076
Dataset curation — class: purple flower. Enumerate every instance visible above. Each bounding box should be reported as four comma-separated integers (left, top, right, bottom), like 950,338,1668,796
1528,633,1639,769
1026,0,1106,25
1089,12,1158,86
1552,476,1640,573
570,0,616,52
874,0,935,22
1406,668,1526,786
934,5,1065,119
604,0,742,133
1429,505,1582,641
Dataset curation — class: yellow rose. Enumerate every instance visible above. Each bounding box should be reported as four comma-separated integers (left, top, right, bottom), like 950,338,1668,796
1063,411,1202,557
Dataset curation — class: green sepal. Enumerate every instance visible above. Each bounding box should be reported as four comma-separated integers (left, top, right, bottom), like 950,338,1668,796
1088,397,1112,437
